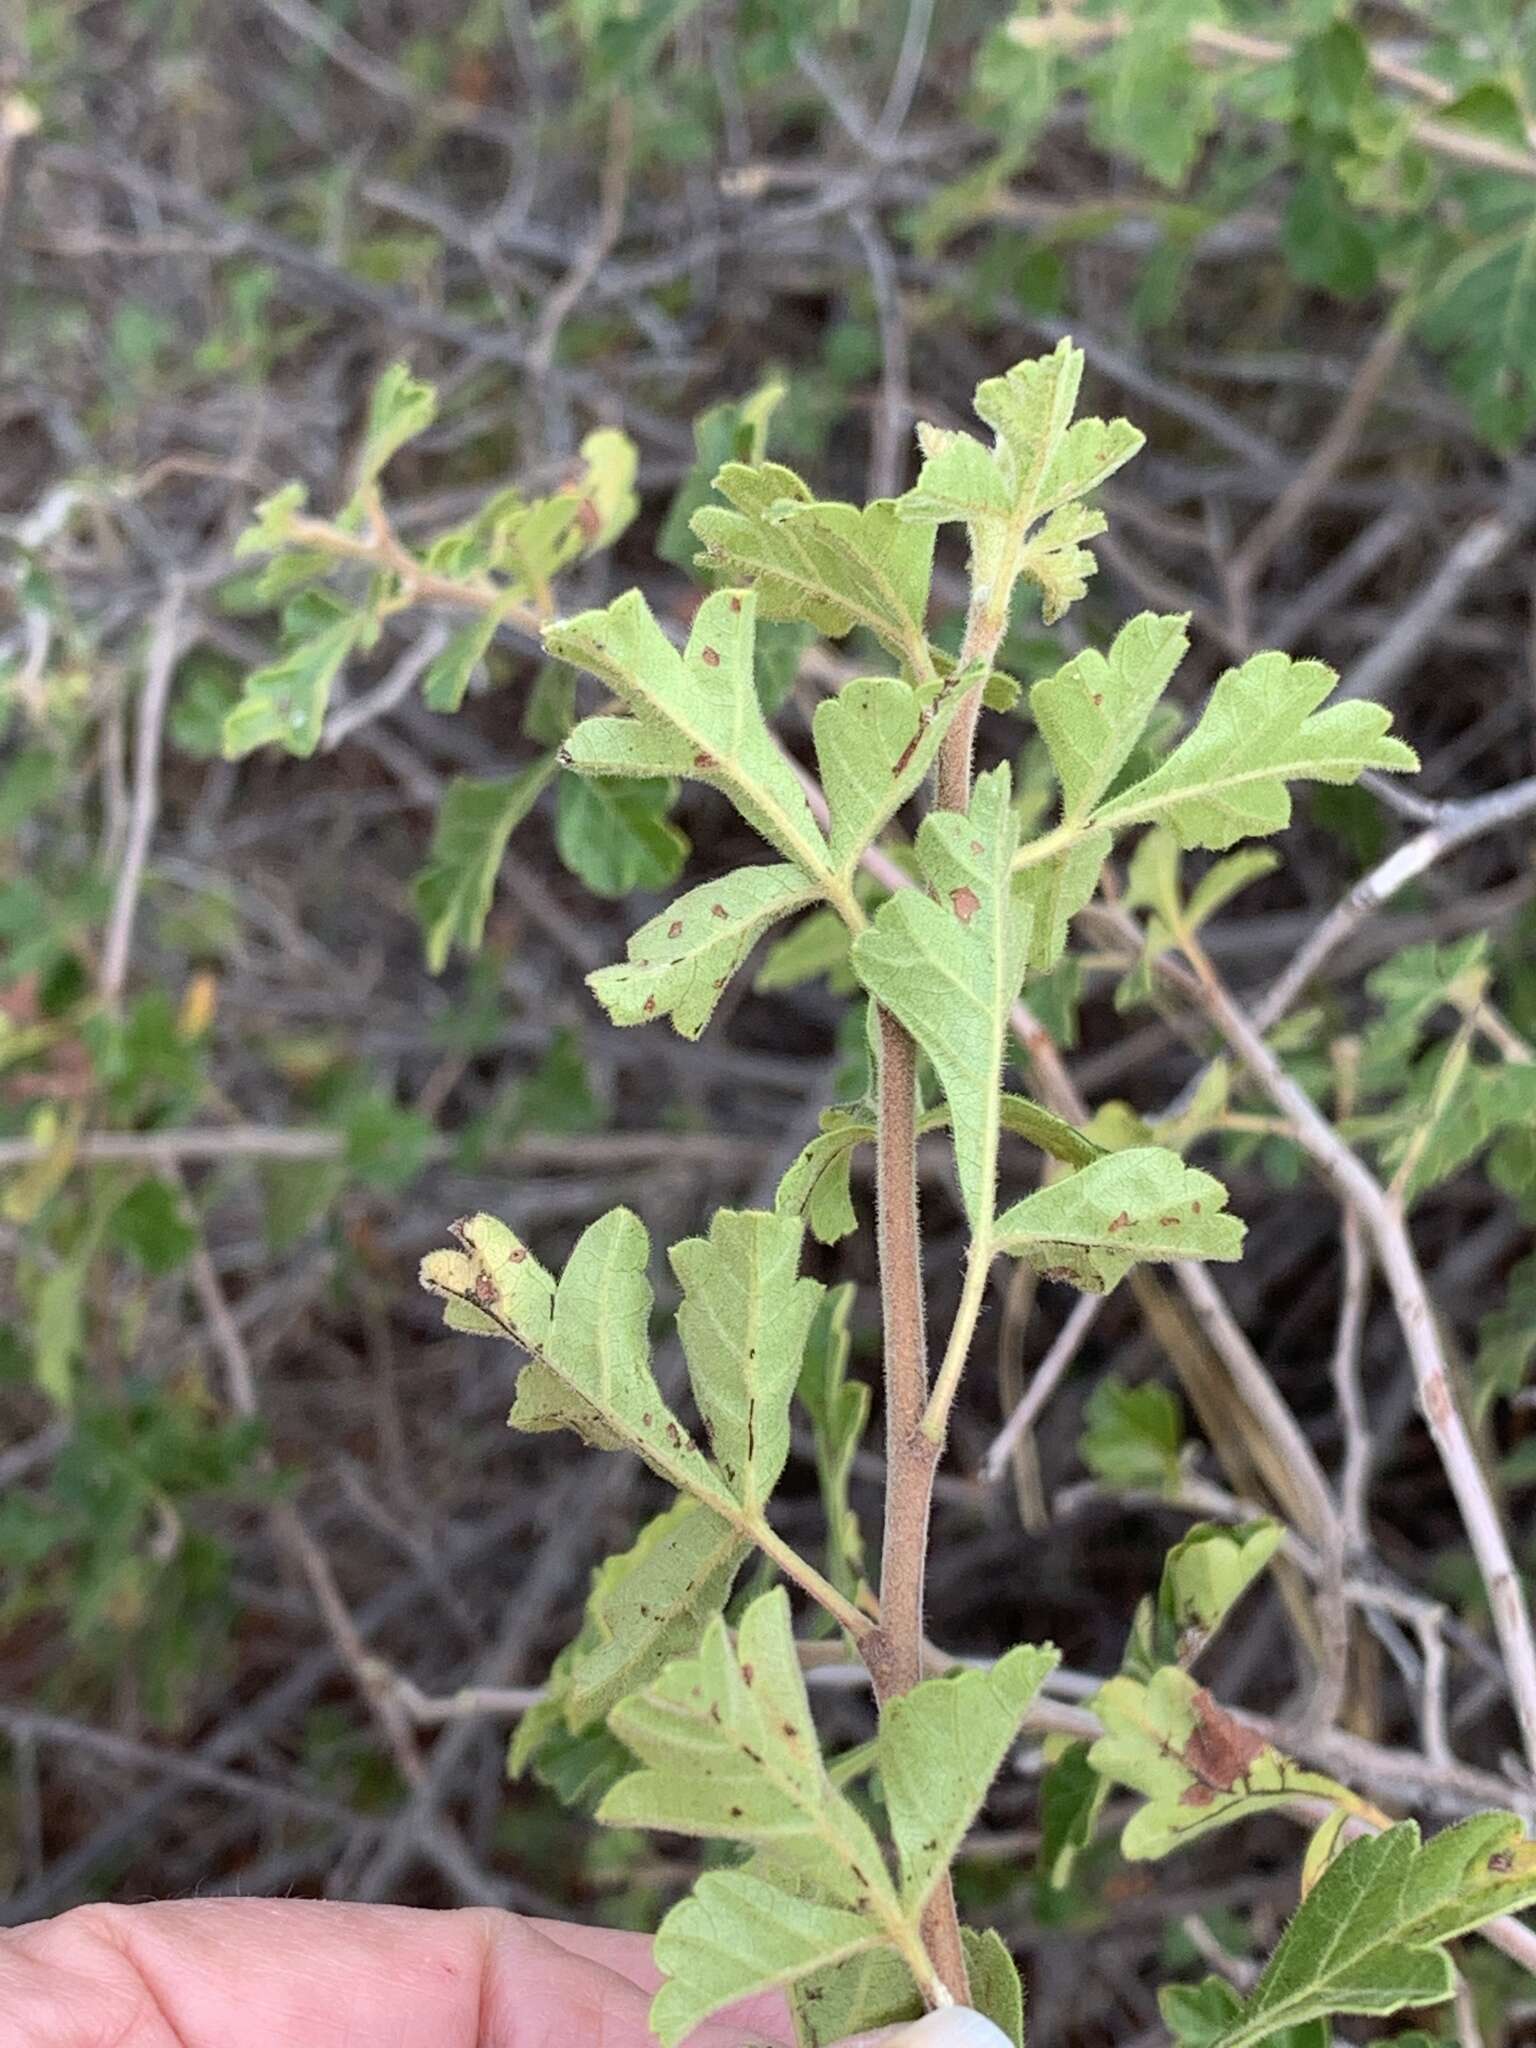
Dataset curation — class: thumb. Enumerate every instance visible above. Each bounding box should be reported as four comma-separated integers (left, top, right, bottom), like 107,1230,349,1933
834,2008,1015,2046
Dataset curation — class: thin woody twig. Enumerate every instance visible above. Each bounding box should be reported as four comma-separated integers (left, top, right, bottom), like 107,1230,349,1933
98,581,187,1006
982,1293,1104,1484
1177,939,1536,1780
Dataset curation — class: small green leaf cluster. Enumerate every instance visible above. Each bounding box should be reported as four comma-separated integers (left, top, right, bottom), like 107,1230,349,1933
960,4,1536,447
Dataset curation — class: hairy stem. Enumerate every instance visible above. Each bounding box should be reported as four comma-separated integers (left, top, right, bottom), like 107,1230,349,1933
868,1004,967,2004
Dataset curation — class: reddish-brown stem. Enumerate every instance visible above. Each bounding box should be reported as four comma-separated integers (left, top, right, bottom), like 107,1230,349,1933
869,1004,968,2002
870,1007,936,1704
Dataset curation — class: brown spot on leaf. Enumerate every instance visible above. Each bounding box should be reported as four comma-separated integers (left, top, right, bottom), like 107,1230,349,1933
1184,1688,1268,1792
473,1271,499,1306
1107,1211,1132,1234
1191,1199,1202,1214
741,1664,755,1686
1159,1215,1180,1228
668,919,683,938
643,994,656,1014
729,595,742,612
893,733,920,776
970,839,984,855
694,751,717,770
701,645,721,668
1490,1850,1515,1873
1180,1782,1217,1808
510,1247,527,1263
574,497,601,541
711,902,729,920
952,885,981,924
1091,692,1103,707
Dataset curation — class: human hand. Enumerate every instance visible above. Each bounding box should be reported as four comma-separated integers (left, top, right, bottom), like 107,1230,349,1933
0,1899,1010,2046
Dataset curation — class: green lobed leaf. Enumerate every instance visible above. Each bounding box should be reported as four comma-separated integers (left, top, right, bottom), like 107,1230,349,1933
412,760,556,972
421,609,504,713
995,1148,1243,1292
355,362,437,486
879,1642,1060,1913
670,1209,823,1514
1093,650,1418,850
554,772,689,899
796,1283,869,1605
551,586,834,882
1123,1520,1284,1681
775,1106,870,1247
1161,1974,1328,2048
1089,1667,1345,1861
1210,1815,1536,2048
588,864,818,1039
814,672,971,881
221,615,362,758
420,1209,729,1510
649,1869,880,2048
791,1945,920,2046
1031,612,1191,822
691,461,937,669
852,765,1033,1229
601,1589,901,1915
1012,825,1110,973
658,380,784,570
901,338,1143,624
962,1927,1026,2046
1080,1374,1185,1493
560,1497,749,1734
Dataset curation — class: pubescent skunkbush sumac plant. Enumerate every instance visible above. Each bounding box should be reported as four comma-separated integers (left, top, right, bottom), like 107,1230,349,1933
405,344,1536,2043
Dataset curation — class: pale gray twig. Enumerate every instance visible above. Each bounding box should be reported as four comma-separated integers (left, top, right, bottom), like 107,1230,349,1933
98,580,187,1005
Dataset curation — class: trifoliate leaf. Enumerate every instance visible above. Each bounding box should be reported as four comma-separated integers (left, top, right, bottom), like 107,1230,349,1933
412,760,556,972
814,673,970,880
994,1148,1243,1291
602,1590,901,1916
879,1642,1060,1912
1210,1815,1536,2048
692,461,937,670
649,1869,882,2048
1032,613,1191,822
420,1209,729,1511
588,864,818,1039
852,766,1033,1229
797,1283,869,1605
553,773,688,899
670,1209,823,1514
221,614,362,758
1094,651,1417,850
1089,1667,1345,1861
356,362,437,487
550,587,834,882
901,338,1143,624
1124,1520,1283,1681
